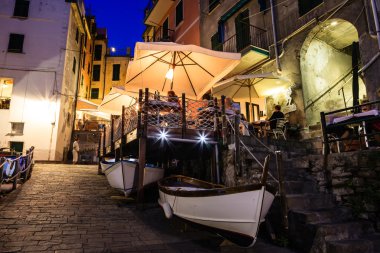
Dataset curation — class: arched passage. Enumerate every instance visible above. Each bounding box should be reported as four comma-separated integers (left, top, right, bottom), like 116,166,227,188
300,19,367,126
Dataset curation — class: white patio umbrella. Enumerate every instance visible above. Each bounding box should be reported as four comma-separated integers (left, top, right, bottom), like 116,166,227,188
212,73,293,121
77,97,99,110
125,42,241,100
211,72,291,100
98,87,137,115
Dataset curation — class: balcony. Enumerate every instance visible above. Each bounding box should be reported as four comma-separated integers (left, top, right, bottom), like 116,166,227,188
215,25,270,76
215,25,269,54
143,26,175,42
144,0,175,26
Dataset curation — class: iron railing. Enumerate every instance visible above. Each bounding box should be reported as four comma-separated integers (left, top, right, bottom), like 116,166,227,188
144,26,175,42
215,25,269,53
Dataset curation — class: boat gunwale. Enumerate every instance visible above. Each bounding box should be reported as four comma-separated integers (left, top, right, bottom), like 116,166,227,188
158,175,277,197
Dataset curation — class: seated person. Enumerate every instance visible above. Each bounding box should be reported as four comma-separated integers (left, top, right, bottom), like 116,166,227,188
225,97,237,115
267,105,285,129
167,90,179,103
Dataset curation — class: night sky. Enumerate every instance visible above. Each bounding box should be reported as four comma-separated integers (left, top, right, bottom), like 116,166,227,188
85,0,150,55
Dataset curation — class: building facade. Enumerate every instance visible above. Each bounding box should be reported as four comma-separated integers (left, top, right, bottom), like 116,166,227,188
89,28,130,105
0,0,95,160
198,0,380,133
143,0,201,45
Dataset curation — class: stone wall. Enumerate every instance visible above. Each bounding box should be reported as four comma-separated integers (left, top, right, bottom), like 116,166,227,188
310,150,380,229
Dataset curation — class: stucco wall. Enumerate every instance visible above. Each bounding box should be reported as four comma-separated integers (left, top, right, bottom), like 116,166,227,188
0,0,79,160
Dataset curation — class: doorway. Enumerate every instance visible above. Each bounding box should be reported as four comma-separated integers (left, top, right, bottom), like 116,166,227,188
10,141,23,153
235,9,250,52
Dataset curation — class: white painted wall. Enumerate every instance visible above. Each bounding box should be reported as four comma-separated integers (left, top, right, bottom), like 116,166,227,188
0,0,82,160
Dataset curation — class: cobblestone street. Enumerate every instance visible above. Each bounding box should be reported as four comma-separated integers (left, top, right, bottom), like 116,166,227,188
0,163,295,253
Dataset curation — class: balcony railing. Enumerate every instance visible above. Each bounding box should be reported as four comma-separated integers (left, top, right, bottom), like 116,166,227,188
144,26,175,42
215,25,269,53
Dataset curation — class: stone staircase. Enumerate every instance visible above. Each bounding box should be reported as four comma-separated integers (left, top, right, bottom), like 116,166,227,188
240,137,380,253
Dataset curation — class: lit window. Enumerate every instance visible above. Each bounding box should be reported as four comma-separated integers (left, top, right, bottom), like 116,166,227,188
0,80,13,110
11,122,24,135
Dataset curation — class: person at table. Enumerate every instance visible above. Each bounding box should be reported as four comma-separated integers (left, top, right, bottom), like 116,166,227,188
225,97,237,115
267,105,285,129
167,90,179,103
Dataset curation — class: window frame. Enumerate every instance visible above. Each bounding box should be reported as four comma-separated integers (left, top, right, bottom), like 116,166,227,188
72,57,77,73
112,64,121,81
298,0,323,16
175,0,184,27
90,88,99,99
94,45,102,61
7,33,25,53
13,0,30,18
208,0,220,13
92,65,101,81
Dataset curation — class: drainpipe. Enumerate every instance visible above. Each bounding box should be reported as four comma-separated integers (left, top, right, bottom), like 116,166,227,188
370,0,380,50
360,0,380,73
270,0,281,72
364,0,376,37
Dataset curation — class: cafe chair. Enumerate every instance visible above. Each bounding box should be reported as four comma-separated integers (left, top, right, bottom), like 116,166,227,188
270,118,288,140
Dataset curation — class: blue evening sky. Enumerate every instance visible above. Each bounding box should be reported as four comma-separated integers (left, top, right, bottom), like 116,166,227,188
85,0,150,55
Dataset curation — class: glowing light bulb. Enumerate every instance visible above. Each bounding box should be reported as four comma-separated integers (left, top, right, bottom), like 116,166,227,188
165,66,174,80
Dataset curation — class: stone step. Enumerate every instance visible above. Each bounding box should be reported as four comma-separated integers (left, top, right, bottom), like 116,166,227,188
284,180,318,194
288,207,353,225
310,221,375,253
286,193,336,210
326,239,374,253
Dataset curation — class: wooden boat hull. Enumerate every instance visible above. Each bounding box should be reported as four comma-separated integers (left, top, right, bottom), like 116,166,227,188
158,176,276,247
104,160,164,196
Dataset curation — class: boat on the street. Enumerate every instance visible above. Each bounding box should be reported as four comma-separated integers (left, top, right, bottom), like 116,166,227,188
157,156,275,247
100,158,115,173
104,159,164,196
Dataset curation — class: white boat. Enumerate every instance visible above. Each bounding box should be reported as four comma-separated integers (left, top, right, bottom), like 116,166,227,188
157,157,275,248
100,158,115,173
104,159,164,196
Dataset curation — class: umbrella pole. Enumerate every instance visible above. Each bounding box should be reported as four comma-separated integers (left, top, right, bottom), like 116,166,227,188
137,89,148,203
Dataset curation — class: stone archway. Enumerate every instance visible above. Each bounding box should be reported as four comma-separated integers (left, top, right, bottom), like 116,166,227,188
300,19,367,126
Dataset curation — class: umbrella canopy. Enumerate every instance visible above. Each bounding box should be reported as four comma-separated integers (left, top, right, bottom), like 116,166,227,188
77,97,99,110
98,87,137,115
125,42,241,100
212,73,292,100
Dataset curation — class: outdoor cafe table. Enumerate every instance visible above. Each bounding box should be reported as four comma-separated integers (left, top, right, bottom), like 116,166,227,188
327,109,380,147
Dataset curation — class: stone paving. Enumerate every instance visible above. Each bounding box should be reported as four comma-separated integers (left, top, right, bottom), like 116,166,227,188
0,163,296,253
